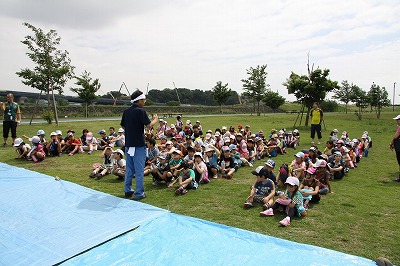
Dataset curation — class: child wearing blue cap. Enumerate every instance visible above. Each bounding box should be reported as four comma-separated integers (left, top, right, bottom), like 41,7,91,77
244,166,276,210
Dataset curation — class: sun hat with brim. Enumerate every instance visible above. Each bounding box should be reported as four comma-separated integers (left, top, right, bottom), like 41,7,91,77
166,141,173,145
236,133,242,137
294,152,304,158
265,159,276,168
309,147,317,152
342,147,349,153
214,132,221,136
229,144,237,151
230,135,236,139
50,132,57,136
222,126,227,130
222,146,230,152
118,128,125,133
158,154,167,160
55,130,62,135
285,176,299,186
251,166,264,176
98,129,106,134
224,137,230,143
315,160,327,168
37,130,46,136
306,167,317,175
194,152,204,160
172,150,182,156
29,136,40,144
393,115,400,120
13,138,23,147
67,132,74,137
205,146,214,153
113,149,124,157
333,151,342,156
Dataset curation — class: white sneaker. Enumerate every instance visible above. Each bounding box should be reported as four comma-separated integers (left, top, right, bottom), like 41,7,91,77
248,163,253,167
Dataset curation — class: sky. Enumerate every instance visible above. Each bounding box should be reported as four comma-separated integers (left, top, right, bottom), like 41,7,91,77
0,0,399,102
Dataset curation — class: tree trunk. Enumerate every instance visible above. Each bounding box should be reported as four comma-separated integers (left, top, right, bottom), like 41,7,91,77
305,106,311,126
51,88,59,126
345,102,348,114
219,104,222,114
257,101,260,116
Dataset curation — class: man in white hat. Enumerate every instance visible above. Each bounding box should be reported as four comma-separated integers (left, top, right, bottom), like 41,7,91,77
121,90,158,200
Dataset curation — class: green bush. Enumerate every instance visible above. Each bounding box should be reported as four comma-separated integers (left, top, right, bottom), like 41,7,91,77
42,110,54,124
167,101,180,106
320,100,338,112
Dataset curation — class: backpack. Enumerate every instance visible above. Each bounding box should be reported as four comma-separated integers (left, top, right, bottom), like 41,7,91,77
278,163,289,184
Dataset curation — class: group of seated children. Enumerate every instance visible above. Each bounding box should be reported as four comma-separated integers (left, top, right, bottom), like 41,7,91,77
13,127,126,161
242,129,371,227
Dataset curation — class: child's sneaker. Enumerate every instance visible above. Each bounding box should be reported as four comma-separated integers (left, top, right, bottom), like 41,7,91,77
212,174,218,179
279,216,291,227
181,188,188,195
260,208,274,216
89,172,96,178
243,201,253,209
175,186,184,195
248,162,253,167
199,177,210,184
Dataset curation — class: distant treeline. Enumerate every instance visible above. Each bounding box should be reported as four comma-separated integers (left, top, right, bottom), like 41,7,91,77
147,88,240,106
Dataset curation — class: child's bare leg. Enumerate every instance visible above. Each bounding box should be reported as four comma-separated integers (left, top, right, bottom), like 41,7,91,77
179,178,192,188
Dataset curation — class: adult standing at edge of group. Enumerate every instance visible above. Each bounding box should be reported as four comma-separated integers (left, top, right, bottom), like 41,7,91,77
1,93,21,147
389,114,400,182
310,102,323,145
121,90,158,200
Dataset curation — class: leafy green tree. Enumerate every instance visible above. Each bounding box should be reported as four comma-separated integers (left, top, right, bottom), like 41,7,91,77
241,64,269,116
70,71,101,117
332,80,354,114
57,97,69,107
283,62,339,125
212,81,232,113
368,83,390,119
349,85,369,120
16,22,74,125
262,91,285,112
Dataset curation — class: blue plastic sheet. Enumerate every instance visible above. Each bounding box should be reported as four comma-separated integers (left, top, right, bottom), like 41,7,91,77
0,163,375,265
0,163,166,265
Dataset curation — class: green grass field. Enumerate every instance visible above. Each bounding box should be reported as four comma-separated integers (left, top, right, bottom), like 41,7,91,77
1,111,399,264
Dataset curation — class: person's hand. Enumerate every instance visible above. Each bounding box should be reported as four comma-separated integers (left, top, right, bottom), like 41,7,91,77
17,120,21,125
153,114,158,121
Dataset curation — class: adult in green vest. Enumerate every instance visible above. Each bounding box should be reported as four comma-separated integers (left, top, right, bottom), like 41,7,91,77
1,93,21,147
310,102,323,145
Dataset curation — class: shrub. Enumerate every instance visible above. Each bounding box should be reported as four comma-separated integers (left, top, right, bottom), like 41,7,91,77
167,101,180,106
42,110,54,124
320,100,338,112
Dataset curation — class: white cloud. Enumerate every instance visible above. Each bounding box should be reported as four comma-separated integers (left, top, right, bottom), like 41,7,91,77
0,0,399,103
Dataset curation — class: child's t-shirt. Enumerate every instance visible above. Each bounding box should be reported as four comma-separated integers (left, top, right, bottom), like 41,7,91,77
181,169,195,182
104,154,114,166
170,158,183,168
254,178,274,197
206,153,218,168
147,147,159,162
196,161,208,180
156,160,170,173
220,156,234,169
284,190,303,209
114,158,126,169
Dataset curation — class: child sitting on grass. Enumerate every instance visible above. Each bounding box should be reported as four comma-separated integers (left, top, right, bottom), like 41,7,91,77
260,176,305,227
243,166,276,211
89,146,114,179
290,152,306,180
168,161,198,195
151,154,172,186
299,167,320,209
112,149,126,180
26,136,45,163
219,146,236,179
169,150,183,179
46,132,62,157
13,137,31,159
193,152,209,184
204,145,220,179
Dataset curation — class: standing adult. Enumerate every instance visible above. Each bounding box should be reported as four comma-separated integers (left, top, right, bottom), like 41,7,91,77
121,90,158,200
389,114,400,182
310,102,323,145
1,93,21,147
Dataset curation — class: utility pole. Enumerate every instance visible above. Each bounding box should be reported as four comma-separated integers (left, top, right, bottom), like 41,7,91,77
394,82,397,112
173,82,181,105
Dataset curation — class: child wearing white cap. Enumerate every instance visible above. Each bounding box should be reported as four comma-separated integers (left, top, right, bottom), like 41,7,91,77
260,176,305,227
112,149,126,180
13,137,31,159
289,152,306,180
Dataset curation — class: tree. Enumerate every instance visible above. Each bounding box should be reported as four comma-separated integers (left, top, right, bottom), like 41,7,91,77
241,64,269,116
70,71,101,117
349,85,368,120
332,80,353,114
283,56,339,125
16,22,74,125
262,91,285,112
212,81,232,113
368,83,390,119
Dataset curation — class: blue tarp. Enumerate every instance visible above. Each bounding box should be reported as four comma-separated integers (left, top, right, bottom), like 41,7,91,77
0,163,376,265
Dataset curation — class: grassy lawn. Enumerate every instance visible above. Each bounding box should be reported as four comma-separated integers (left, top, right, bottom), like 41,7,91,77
1,111,399,264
